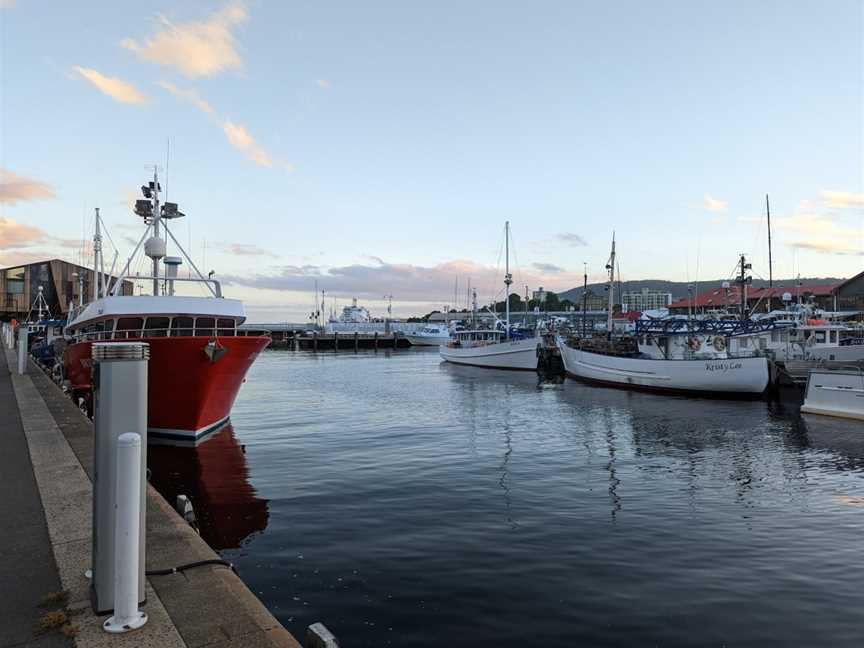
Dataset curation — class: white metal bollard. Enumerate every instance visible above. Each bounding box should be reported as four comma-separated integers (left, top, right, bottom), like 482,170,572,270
17,327,28,374
103,432,147,633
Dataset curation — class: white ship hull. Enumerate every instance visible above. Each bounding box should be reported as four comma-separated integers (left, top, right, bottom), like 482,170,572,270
405,334,451,347
439,337,539,371
801,369,864,421
556,338,769,395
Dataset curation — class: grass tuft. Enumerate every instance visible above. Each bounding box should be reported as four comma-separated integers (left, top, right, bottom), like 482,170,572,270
39,610,67,630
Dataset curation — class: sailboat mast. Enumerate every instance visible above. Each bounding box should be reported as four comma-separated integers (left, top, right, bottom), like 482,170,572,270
766,194,773,289
504,221,512,339
606,233,616,338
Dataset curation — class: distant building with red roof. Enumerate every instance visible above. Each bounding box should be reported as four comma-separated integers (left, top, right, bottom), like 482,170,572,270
667,278,861,315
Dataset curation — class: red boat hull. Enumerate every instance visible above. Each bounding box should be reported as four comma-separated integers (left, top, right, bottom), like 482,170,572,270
64,336,270,442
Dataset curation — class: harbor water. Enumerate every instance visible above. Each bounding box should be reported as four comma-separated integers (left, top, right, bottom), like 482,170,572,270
149,349,864,647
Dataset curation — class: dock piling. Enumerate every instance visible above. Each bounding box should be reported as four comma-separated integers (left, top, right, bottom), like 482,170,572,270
17,327,28,374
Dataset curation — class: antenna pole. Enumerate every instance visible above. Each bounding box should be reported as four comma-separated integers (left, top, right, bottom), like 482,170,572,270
92,208,102,302
151,168,161,296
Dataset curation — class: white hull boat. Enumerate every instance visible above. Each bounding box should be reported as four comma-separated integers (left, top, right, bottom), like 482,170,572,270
406,334,450,346
557,338,769,395
405,325,451,347
440,336,539,371
801,369,864,421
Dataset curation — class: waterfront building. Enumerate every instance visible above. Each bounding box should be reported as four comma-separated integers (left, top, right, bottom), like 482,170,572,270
622,288,672,313
532,287,548,303
667,275,864,315
0,258,132,322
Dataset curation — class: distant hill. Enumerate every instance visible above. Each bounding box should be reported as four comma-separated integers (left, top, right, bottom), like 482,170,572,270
558,277,844,303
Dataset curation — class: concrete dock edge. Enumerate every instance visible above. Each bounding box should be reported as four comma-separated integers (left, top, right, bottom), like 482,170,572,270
6,348,302,648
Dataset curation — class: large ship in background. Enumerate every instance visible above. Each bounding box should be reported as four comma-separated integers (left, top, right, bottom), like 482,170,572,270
63,171,270,443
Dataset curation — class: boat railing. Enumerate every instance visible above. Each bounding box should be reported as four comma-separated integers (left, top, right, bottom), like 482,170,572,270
111,275,223,298
67,326,261,343
635,319,788,336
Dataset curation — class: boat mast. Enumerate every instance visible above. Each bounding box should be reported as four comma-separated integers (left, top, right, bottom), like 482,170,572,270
766,194,773,289
504,221,512,339
92,208,102,302
605,233,616,339
471,286,477,328
151,169,162,296
582,263,588,337
737,253,751,319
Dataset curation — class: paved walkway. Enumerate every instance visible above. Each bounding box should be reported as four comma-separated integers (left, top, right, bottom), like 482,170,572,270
0,348,68,647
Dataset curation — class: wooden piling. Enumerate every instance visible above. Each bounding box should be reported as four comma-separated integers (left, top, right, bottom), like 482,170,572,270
354,332,359,352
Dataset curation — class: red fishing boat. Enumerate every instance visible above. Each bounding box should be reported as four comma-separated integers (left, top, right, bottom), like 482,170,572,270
63,171,270,443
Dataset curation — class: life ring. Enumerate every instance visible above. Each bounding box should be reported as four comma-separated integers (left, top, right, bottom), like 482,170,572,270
713,336,726,352
687,337,702,352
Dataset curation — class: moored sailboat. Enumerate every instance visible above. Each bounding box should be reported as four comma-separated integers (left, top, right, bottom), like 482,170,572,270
439,222,540,371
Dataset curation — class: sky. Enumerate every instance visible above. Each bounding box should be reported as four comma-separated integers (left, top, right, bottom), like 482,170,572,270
1,0,862,322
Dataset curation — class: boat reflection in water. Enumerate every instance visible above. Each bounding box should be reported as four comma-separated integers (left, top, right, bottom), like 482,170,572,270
147,424,269,551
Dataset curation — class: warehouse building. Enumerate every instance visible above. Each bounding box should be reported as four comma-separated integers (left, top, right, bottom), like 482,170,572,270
0,258,132,322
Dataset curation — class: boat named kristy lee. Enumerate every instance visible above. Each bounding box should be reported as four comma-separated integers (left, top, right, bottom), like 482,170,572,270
556,236,769,395
63,172,270,443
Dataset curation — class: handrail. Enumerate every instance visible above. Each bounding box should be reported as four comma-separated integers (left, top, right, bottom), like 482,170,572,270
113,275,223,298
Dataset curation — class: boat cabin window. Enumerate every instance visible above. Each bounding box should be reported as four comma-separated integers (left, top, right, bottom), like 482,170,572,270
116,317,143,339
830,330,838,344
195,317,216,336
171,317,194,337
814,330,826,344
84,321,106,341
217,318,236,336
144,317,170,337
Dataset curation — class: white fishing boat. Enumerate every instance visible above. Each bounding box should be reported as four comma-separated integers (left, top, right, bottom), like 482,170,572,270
800,368,864,421
440,329,540,370
557,236,769,395
405,324,451,346
439,222,539,371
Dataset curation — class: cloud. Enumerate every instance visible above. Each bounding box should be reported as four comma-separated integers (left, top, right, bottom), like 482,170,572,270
222,121,273,167
745,199,863,257
121,2,248,78
157,80,214,114
0,217,47,248
790,241,863,256
556,232,587,247
156,82,284,169
821,190,864,209
0,168,56,204
73,66,147,104
533,262,565,273
218,243,277,258
702,194,727,212
220,257,585,303
317,79,330,89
